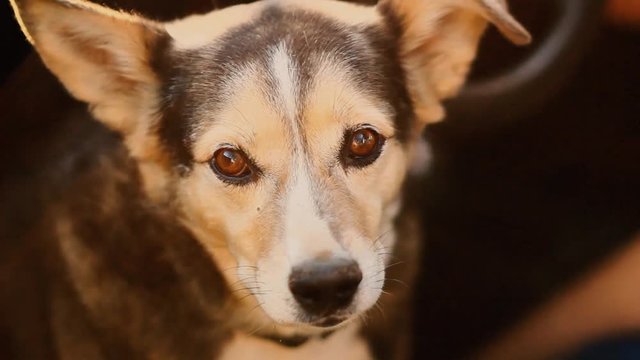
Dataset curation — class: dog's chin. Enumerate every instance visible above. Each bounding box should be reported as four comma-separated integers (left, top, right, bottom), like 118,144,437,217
264,313,357,338
293,312,359,332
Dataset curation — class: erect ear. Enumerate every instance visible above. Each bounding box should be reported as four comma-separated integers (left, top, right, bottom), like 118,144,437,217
377,0,531,125
10,0,168,134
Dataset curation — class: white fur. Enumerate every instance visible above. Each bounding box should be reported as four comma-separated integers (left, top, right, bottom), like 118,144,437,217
270,43,299,125
284,162,347,264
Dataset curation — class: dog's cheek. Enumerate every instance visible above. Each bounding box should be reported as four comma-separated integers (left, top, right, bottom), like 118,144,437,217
346,142,409,237
175,166,272,262
375,143,410,204
337,145,407,312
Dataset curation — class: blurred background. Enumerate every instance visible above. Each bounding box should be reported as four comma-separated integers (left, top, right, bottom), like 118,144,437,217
1,0,639,359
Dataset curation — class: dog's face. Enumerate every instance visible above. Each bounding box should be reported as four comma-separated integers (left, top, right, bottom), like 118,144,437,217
163,2,415,329
13,0,529,333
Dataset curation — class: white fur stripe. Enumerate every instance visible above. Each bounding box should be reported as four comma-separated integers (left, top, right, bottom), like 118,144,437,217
270,42,299,124
284,161,346,266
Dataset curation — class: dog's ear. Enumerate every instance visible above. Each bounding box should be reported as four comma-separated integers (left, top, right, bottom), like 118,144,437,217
10,0,167,133
377,0,530,125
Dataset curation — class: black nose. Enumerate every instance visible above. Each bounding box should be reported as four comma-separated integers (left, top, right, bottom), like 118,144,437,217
288,258,362,316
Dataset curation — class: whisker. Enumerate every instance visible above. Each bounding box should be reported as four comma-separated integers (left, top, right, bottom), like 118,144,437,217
364,263,401,281
380,278,409,288
372,288,392,296
384,261,405,271
246,318,269,337
247,301,264,313
237,291,270,301
230,286,261,294
228,276,263,288
370,230,393,251
221,265,258,273
358,311,371,327
374,301,386,321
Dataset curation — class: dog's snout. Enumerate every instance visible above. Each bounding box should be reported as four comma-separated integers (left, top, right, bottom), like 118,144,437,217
288,258,362,316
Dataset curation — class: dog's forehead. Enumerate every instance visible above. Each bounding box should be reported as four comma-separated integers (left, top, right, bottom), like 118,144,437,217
157,1,414,166
166,0,380,50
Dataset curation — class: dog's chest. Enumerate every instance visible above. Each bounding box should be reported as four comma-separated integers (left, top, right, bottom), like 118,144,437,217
218,324,372,360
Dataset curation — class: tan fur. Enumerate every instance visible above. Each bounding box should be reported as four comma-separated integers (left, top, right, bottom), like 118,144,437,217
166,3,263,50
278,0,380,27
166,0,380,51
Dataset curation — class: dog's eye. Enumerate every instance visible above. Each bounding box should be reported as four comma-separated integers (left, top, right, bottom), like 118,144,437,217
210,147,253,183
342,126,386,168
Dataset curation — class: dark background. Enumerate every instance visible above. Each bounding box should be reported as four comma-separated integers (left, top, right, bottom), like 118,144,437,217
1,1,639,359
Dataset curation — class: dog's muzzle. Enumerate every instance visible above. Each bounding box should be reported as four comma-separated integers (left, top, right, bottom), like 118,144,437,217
288,258,362,324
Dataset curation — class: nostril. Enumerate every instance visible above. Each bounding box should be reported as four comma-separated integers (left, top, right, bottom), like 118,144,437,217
288,258,362,316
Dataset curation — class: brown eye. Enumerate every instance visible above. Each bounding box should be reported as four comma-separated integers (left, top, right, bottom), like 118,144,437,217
343,126,386,168
350,128,379,157
210,147,253,183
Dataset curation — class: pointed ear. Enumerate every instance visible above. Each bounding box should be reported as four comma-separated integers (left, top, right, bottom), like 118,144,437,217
10,0,168,133
377,0,531,124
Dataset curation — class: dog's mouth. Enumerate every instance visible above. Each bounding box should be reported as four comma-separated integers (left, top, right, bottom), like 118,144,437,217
311,315,349,328
272,312,353,332
297,308,355,329
250,313,354,345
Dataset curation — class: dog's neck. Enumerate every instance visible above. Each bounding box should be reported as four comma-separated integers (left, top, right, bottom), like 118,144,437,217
216,322,373,359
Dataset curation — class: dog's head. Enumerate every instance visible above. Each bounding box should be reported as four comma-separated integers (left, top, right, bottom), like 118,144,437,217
12,0,528,333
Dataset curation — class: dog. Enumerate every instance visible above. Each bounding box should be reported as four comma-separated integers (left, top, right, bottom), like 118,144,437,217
6,0,529,358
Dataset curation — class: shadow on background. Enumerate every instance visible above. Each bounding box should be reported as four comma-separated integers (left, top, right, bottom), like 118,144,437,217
413,16,640,359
